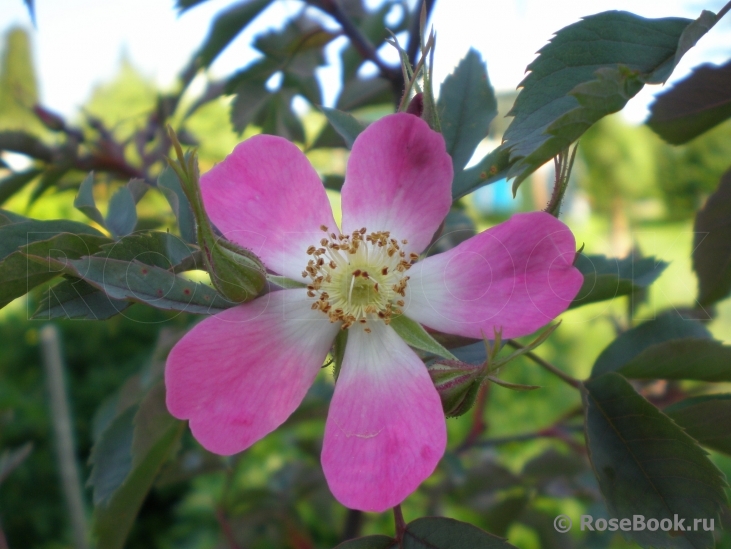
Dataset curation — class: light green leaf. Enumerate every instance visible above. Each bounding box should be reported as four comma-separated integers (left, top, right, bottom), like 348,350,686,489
584,373,727,549
451,145,514,200
74,172,105,226
390,315,457,360
0,218,103,259
34,278,131,320
158,166,196,244
0,167,41,205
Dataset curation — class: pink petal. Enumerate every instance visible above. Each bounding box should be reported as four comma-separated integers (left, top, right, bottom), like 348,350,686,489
322,322,446,512
200,135,337,280
165,289,340,455
340,113,453,254
405,211,583,339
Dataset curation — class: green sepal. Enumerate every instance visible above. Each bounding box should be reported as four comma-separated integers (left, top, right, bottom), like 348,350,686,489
390,314,457,360
426,359,485,418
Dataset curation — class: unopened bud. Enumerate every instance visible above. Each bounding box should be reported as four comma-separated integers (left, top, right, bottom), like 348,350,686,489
33,105,66,132
202,232,266,303
166,126,266,303
427,359,485,418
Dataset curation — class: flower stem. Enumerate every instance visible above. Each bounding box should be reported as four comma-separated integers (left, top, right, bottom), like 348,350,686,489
505,339,581,389
717,0,731,22
393,504,407,543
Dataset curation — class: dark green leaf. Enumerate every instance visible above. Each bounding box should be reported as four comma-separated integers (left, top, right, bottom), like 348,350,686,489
320,107,365,149
503,10,717,187
451,146,513,200
0,218,104,258
390,315,457,360
230,79,271,134
88,406,136,505
158,166,196,244
34,278,131,320
570,253,668,309
584,373,727,549
96,232,196,270
196,0,273,67
403,517,518,548
74,172,105,226
591,311,710,378
665,394,731,456
620,338,731,382
647,59,731,144
92,384,184,549
0,232,111,308
0,167,41,205
28,255,233,314
693,168,731,307
105,186,137,238
438,49,497,174
334,535,397,549
0,209,28,225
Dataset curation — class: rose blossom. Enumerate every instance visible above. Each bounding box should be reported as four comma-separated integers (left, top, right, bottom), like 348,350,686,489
165,112,583,511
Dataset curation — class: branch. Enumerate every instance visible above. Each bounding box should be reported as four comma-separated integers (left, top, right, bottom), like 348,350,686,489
393,504,407,543
309,0,400,82
505,339,582,389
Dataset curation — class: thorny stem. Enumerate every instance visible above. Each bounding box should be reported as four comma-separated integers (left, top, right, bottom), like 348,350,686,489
393,504,407,543
505,339,582,389
545,142,579,217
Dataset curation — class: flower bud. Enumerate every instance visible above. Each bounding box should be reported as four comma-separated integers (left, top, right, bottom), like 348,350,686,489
166,126,266,303
427,359,485,418
201,231,266,303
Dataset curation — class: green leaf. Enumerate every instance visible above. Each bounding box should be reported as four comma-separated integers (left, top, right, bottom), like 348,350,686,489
390,315,457,360
34,278,131,320
29,166,69,205
619,338,731,382
105,185,137,238
334,536,397,549
647,59,731,144
665,394,731,456
0,218,103,260
196,0,273,67
96,231,196,270
176,0,210,12
570,253,668,309
229,78,271,134
337,76,392,111
451,146,514,200
0,167,41,205
0,232,111,309
73,172,105,226
438,49,497,174
27,255,234,314
591,311,710,378
88,406,136,505
693,168,731,307
92,383,184,549
0,209,28,225
320,107,365,149
583,373,727,549
158,166,196,244
503,10,717,187
403,517,518,548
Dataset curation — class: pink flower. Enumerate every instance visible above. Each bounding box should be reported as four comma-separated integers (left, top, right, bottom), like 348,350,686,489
165,113,583,512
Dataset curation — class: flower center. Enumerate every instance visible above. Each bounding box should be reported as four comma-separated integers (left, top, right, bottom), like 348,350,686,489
302,226,418,330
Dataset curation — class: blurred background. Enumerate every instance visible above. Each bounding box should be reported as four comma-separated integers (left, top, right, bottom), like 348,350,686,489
1,1,731,548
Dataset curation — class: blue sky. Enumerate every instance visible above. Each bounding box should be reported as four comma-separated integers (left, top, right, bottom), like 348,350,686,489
1,0,730,122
